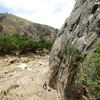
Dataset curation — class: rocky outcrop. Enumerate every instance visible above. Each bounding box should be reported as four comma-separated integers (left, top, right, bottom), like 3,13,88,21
49,0,100,100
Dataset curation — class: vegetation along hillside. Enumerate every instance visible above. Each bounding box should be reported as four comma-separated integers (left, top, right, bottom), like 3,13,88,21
0,13,58,55
0,13,58,42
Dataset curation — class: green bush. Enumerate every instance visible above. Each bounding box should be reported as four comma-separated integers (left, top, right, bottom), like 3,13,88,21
62,43,81,67
1,90,9,95
0,25,3,32
0,33,54,54
0,14,6,22
76,39,100,99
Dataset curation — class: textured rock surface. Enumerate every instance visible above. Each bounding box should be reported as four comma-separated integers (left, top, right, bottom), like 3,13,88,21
49,0,100,100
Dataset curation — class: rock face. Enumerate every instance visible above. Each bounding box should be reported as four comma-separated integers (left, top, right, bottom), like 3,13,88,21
49,0,100,100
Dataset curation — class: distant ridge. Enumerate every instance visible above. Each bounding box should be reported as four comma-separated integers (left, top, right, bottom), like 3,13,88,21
0,13,58,42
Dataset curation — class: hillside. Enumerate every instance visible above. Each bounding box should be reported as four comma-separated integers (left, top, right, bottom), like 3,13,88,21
0,13,58,42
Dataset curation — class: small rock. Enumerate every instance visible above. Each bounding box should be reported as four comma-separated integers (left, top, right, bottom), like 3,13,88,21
18,63,27,70
48,89,51,92
38,93,41,96
38,62,42,66
4,70,8,74
10,59,17,64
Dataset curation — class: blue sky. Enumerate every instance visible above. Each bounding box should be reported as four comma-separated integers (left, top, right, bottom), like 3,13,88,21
0,0,75,29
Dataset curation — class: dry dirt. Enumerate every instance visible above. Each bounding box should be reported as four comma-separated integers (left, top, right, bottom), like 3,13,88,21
0,53,59,100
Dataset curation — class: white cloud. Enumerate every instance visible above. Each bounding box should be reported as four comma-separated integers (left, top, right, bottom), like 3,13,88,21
0,0,75,29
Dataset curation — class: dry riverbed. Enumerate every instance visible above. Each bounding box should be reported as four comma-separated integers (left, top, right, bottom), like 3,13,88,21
0,53,59,100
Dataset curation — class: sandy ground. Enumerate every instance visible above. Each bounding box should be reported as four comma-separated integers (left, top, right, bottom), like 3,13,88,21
0,54,59,100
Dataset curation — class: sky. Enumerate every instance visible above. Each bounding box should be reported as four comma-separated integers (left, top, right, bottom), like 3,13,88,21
0,0,75,29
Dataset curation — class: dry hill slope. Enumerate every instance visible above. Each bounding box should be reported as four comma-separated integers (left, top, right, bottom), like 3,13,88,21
0,13,58,42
